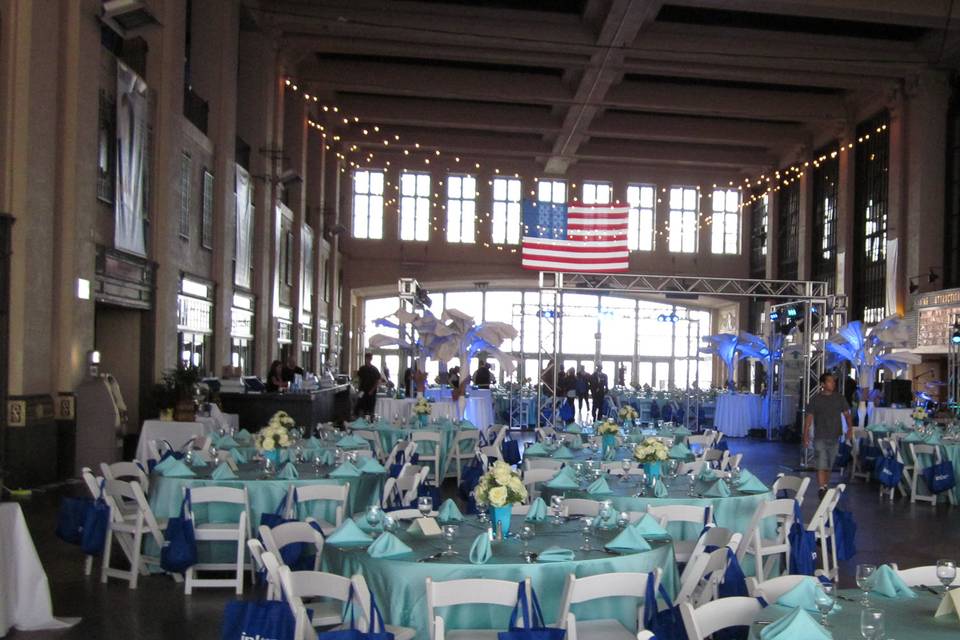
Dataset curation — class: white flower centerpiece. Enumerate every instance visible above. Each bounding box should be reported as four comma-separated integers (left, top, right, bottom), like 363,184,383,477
412,397,432,425
256,410,295,464
618,404,638,424
474,460,528,536
633,437,669,478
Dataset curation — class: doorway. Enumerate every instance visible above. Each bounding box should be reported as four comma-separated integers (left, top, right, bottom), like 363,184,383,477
95,304,143,435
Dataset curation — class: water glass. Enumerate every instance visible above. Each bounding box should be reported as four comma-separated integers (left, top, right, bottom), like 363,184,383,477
856,564,877,605
550,495,565,525
365,505,383,530
382,514,397,533
687,472,697,497
598,500,613,524
441,524,459,556
617,511,630,528
937,559,957,591
580,517,595,551
518,524,535,560
859,608,884,640
815,583,835,626
621,459,632,482
418,496,433,518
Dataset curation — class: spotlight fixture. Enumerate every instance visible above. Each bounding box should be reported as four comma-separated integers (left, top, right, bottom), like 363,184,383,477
952,323,960,345
769,310,780,322
785,307,799,319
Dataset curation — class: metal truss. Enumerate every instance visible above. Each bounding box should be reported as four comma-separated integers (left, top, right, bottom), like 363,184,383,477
541,272,830,301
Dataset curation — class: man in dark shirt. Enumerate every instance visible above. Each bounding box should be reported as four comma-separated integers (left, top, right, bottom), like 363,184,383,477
591,364,609,421
804,372,853,498
355,353,381,418
473,360,493,389
281,356,305,384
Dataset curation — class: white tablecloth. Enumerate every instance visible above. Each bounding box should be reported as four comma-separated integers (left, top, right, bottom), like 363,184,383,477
134,417,218,462
0,503,79,636
714,394,763,437
375,396,495,429
423,388,494,402
871,407,914,427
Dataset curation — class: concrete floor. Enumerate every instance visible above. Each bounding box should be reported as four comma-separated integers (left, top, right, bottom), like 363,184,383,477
8,437,960,639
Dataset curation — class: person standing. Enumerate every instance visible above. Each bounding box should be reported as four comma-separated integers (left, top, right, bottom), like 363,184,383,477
266,360,287,393
575,365,590,419
472,360,493,389
591,364,609,421
355,353,381,418
803,372,853,499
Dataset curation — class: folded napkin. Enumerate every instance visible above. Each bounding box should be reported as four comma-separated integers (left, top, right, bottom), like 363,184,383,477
348,418,371,429
153,455,178,474
597,508,619,529
337,434,368,448
329,460,361,478
537,547,575,563
633,514,670,540
159,459,196,478
325,519,374,547
358,457,386,474
313,449,335,466
525,497,548,522
216,435,239,449
189,456,208,468
587,476,613,497
759,606,831,640
303,436,323,450
776,577,835,613
652,479,669,498
704,479,731,497
524,442,548,457
904,431,941,445
366,532,413,558
867,564,917,599
552,446,574,459
545,470,580,490
733,469,768,493
437,498,464,524
699,467,717,483
235,428,253,443
567,438,584,450
210,462,238,480
230,448,248,464
469,532,492,564
867,423,891,433
605,525,653,553
565,424,582,434
668,443,692,459
672,426,691,436
276,462,300,480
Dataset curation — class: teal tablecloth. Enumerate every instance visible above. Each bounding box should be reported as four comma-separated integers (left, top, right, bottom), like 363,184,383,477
749,590,960,639
370,421,479,479
323,518,677,638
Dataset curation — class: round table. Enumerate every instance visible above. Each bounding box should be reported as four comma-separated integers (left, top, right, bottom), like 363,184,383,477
323,516,677,639
715,394,763,437
135,417,219,462
375,397,495,429
749,589,960,639
871,406,915,427
369,421,480,479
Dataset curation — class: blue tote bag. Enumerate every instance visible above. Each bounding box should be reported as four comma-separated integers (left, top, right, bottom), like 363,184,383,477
643,576,686,640
921,461,956,494
498,582,566,640
76,479,110,557
161,489,198,574
56,496,93,546
873,454,904,488
788,501,817,575
261,491,296,529
221,600,297,640
318,585,394,640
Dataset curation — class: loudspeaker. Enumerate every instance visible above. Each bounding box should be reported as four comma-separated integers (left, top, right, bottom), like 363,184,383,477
883,380,913,407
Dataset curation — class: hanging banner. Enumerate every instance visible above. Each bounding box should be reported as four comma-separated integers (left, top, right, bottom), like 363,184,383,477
235,164,253,289
114,62,148,256
885,238,899,315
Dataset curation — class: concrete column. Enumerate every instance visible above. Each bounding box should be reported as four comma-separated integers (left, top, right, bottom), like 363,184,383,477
765,188,779,279
835,124,856,298
796,160,813,280
887,91,907,315
283,95,307,362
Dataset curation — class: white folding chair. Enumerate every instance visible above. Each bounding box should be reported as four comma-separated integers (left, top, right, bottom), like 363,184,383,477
677,460,705,476
100,478,172,589
353,429,384,460
450,430,480,485
679,597,764,640
535,426,558,442
722,452,744,471
100,460,150,493
258,522,325,571
676,544,732,607
686,435,713,453
772,473,810,506
521,468,557,501
351,574,416,640
751,575,813,602
384,441,405,467
260,549,284,601
894,564,960,588
681,528,742,584
289,483,349,535
184,485,251,594
738,498,794,582
805,484,844,581
646,504,714,563
877,437,908,500
480,425,507,463
279,565,352,640
563,498,602,517
908,443,944,505
557,569,661,639
247,539,278,600
411,431,443,482
425,577,529,640
849,427,871,481
525,457,565,472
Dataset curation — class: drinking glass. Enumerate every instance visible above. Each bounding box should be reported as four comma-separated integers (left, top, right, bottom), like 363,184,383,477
550,495,564,525
590,440,600,459
518,524,535,560
815,583,835,627
294,446,304,464
856,564,877,605
598,500,613,525
617,511,630,528
859,608,883,640
441,524,459,556
365,505,383,530
418,496,433,518
636,469,647,497
687,472,697,497
731,466,742,484
335,447,344,464
621,459,632,482
477,503,490,525
937,559,957,591
579,517,595,551
382,514,397,533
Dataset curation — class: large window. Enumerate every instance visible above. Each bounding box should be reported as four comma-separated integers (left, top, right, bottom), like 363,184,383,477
710,189,740,254
538,179,566,204
492,177,521,245
581,181,611,204
947,94,960,288
777,180,800,280
749,193,768,278
854,112,890,323
400,171,430,241
446,174,476,244
179,152,192,238
812,149,839,290
626,184,655,251
352,169,384,239
668,186,698,253
201,169,214,249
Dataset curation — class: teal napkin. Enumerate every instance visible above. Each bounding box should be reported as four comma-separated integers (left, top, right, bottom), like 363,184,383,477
776,577,837,613
210,462,238,480
537,547,575,563
329,460,361,478
605,525,653,553
597,508,619,529
325,519,373,547
652,479,669,498
867,423,890,433
153,456,178,474
276,462,299,480
633,514,670,540
190,456,208,468
668,443,692,459
159,459,196,478
704,479,731,497
904,431,941,445
759,606,831,640
552,446,574,459
235,428,253,443
565,424,582,434
673,426,691,436
524,442,548,457
338,434,368,448
545,470,580,490
354,515,383,534
313,449,335,466
867,564,917,599
437,498,464,524
587,476,613,497
699,467,717,483
358,457,386,474
230,448,248,464
734,470,768,494
469,532,492,564
217,435,239,449
348,418,371,429
303,436,323,450
568,438,584,451
366,532,413,558
525,497,548,522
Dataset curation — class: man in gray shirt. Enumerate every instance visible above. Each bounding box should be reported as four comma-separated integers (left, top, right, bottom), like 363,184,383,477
803,372,853,499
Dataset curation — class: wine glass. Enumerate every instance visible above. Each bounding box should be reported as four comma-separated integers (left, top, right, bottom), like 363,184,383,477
731,466,742,485
518,524,535,560
621,459,632,482
579,516,594,551
365,505,383,531
617,511,630,528
313,454,323,473
417,496,433,518
937,559,957,592
859,608,883,640
441,524,459,556
477,502,490,526
815,583,835,627
550,495,564,525
382,514,397,533
856,564,877,605
598,500,613,526
687,472,697,497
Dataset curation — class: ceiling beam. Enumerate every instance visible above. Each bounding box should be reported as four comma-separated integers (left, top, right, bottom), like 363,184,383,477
576,138,777,168
587,111,810,146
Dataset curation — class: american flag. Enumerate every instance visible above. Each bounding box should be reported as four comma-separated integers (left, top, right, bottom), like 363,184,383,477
521,201,630,272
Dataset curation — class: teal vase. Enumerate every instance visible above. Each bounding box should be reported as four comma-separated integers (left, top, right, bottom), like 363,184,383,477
644,461,661,479
418,414,428,427
263,449,281,466
491,505,512,537
601,434,616,459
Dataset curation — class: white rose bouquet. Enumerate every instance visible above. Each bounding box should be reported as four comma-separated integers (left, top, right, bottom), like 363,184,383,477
413,397,432,416
633,437,669,463
598,418,620,435
618,405,638,421
474,460,528,508
255,410,295,451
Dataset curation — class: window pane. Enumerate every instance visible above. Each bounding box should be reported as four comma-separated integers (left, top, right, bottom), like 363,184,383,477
507,180,521,201
355,170,369,194
369,171,383,194
538,181,551,201
448,176,461,199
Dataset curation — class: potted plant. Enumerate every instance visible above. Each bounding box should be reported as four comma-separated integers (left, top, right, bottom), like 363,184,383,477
162,365,202,422
151,381,177,421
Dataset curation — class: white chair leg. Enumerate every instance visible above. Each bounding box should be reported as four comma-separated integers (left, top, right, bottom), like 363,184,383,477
84,554,93,576
129,527,143,590
235,535,245,595
100,527,114,584
185,566,194,595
